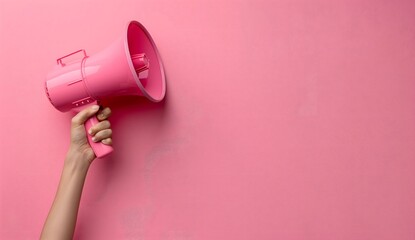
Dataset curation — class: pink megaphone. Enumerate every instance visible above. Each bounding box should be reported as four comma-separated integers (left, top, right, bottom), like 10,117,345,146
45,20,166,158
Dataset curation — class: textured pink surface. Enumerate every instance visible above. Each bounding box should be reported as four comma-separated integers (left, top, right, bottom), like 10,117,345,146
1,0,415,239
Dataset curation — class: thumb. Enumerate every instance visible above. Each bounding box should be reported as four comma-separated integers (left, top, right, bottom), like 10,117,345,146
71,105,100,128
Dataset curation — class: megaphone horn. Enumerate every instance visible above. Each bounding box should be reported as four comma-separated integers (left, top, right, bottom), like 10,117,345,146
45,20,166,158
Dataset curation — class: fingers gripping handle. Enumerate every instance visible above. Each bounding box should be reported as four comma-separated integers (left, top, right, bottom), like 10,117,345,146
84,116,113,158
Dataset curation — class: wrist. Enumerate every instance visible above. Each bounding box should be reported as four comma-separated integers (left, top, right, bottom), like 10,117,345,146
65,147,92,173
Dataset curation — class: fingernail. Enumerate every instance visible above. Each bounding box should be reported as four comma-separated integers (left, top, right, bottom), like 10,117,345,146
88,128,93,135
92,137,97,142
92,105,99,111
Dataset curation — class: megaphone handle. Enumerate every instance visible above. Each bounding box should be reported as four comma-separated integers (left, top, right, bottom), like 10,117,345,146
84,116,114,158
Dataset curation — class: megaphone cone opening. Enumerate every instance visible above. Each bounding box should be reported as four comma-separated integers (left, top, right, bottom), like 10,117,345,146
126,21,166,102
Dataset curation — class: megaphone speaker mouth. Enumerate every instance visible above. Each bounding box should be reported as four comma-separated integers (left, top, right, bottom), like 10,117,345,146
132,53,150,73
125,21,166,102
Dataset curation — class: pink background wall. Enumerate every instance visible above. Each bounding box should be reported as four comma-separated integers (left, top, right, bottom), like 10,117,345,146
1,0,415,239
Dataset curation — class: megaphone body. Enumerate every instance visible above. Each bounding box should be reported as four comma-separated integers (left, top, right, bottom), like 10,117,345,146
45,21,166,158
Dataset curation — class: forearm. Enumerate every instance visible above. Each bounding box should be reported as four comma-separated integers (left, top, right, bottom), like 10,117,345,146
41,105,112,239
41,152,90,240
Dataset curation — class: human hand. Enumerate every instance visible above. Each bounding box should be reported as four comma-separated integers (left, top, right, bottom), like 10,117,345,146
66,105,112,167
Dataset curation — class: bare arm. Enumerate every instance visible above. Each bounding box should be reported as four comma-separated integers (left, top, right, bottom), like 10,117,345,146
40,105,112,240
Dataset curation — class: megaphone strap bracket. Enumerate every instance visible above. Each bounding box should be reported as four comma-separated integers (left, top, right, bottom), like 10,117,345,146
57,49,88,66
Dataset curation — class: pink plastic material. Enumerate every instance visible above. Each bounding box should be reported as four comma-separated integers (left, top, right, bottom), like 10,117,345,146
56,49,87,66
45,20,165,112
71,100,114,158
44,20,166,159
84,113,113,158
131,53,149,73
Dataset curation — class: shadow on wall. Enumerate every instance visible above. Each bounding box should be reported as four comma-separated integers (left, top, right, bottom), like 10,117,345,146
91,91,170,188
102,93,168,114
102,92,170,148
